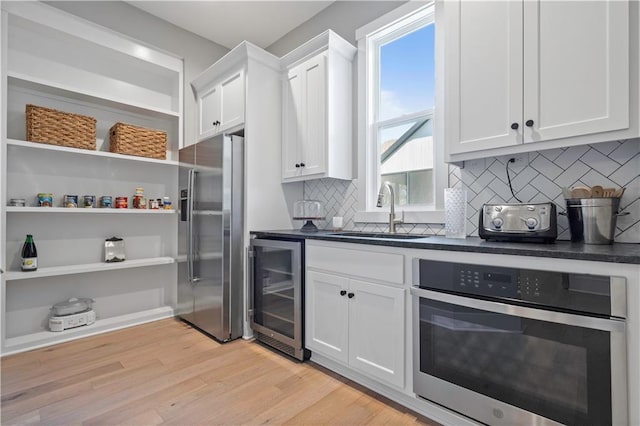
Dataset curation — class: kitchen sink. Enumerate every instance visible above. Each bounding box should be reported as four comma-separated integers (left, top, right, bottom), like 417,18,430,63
329,232,427,240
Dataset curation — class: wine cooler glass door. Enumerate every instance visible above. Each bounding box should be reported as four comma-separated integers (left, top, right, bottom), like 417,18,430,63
250,239,302,356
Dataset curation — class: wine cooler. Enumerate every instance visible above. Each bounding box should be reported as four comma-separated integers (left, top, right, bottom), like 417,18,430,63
249,238,308,360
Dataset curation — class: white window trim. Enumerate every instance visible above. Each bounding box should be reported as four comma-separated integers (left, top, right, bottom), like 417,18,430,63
355,1,446,224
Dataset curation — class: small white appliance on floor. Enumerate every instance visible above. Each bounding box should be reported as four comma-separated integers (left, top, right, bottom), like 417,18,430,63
49,298,96,332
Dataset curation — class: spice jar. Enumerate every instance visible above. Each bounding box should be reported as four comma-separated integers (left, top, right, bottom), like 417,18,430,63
133,187,146,209
115,197,128,209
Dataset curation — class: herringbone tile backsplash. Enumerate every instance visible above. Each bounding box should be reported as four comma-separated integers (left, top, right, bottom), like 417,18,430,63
303,138,640,243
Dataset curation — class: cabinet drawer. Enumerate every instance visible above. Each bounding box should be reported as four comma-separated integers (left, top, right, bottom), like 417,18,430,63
307,244,403,284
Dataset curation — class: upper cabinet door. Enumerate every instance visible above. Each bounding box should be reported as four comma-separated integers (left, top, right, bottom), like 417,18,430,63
523,1,629,144
300,54,327,177
445,1,523,155
219,69,245,133
280,30,355,183
199,85,221,139
282,66,303,179
195,68,245,142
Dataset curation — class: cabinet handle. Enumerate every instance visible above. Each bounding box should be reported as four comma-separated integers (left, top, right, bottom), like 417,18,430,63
300,162,305,167
340,290,347,296
525,120,534,127
347,292,354,299
511,123,519,130
295,163,301,168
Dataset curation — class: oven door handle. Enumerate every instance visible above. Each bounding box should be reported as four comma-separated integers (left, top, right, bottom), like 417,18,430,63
410,287,625,332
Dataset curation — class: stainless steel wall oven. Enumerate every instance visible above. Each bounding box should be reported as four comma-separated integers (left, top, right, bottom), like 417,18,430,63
411,259,627,426
249,238,308,361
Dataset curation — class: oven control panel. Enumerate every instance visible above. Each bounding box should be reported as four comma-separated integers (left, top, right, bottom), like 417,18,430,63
458,269,541,298
415,259,619,317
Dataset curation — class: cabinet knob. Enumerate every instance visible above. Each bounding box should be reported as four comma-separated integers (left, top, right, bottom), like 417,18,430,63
295,163,300,168
347,292,355,299
340,290,347,296
300,162,305,167
525,119,534,127
511,122,519,130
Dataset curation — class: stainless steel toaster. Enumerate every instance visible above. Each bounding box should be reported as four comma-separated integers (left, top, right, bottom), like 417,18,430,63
479,202,557,243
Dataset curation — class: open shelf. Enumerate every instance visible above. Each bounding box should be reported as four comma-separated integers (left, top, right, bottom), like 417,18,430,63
262,280,294,295
7,139,179,166
263,267,293,276
8,74,180,119
6,206,176,214
4,257,175,281
2,306,175,355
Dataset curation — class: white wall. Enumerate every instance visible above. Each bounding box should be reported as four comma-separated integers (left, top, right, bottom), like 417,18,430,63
266,1,404,57
45,1,229,147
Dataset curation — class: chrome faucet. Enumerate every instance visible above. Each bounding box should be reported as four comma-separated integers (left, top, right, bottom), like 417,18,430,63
376,181,403,233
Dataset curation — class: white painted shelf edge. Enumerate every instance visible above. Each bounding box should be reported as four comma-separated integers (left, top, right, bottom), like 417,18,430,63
2,306,175,355
6,139,179,166
4,257,175,281
6,207,177,214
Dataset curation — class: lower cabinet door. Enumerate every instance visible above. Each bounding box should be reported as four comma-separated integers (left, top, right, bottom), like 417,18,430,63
306,270,349,363
348,279,405,388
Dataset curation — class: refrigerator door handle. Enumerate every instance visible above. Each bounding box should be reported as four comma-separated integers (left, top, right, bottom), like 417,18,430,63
187,168,197,284
248,247,255,321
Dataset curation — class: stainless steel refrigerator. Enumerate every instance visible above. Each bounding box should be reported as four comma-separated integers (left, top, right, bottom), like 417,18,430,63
177,133,244,342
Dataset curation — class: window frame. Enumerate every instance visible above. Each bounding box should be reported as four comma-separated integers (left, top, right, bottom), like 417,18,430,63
355,1,446,224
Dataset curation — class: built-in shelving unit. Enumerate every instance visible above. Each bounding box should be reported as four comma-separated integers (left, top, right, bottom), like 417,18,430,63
7,139,180,166
1,2,184,354
4,257,175,281
6,206,177,214
2,306,174,355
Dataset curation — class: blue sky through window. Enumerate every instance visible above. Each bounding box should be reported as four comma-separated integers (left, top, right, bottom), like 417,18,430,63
379,23,435,122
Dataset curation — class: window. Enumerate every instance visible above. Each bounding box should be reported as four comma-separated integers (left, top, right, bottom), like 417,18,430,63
356,3,446,223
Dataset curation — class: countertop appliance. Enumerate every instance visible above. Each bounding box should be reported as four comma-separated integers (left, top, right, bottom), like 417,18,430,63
411,258,627,426
479,202,557,242
249,237,308,360
177,133,244,342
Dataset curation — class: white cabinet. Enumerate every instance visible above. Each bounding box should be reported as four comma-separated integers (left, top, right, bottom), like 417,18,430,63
306,243,405,388
444,0,636,160
195,68,245,142
1,2,182,355
283,53,327,178
305,271,349,363
281,30,356,182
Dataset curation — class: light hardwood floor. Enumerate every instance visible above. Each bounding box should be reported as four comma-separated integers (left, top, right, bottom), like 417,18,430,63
1,318,438,425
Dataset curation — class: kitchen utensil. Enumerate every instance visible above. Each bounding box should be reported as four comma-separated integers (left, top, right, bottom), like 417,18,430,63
571,187,591,199
590,185,604,198
602,188,616,197
564,198,629,244
614,187,626,198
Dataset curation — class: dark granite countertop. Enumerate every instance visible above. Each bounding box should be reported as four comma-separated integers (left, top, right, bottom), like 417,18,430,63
251,230,640,265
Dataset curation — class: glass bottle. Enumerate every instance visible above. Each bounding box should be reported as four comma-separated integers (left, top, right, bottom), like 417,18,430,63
21,234,38,271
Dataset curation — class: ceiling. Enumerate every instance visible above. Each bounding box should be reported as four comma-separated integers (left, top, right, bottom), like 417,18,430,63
127,1,334,50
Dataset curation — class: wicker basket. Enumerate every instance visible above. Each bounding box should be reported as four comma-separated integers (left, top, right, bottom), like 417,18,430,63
26,104,96,150
109,122,167,160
